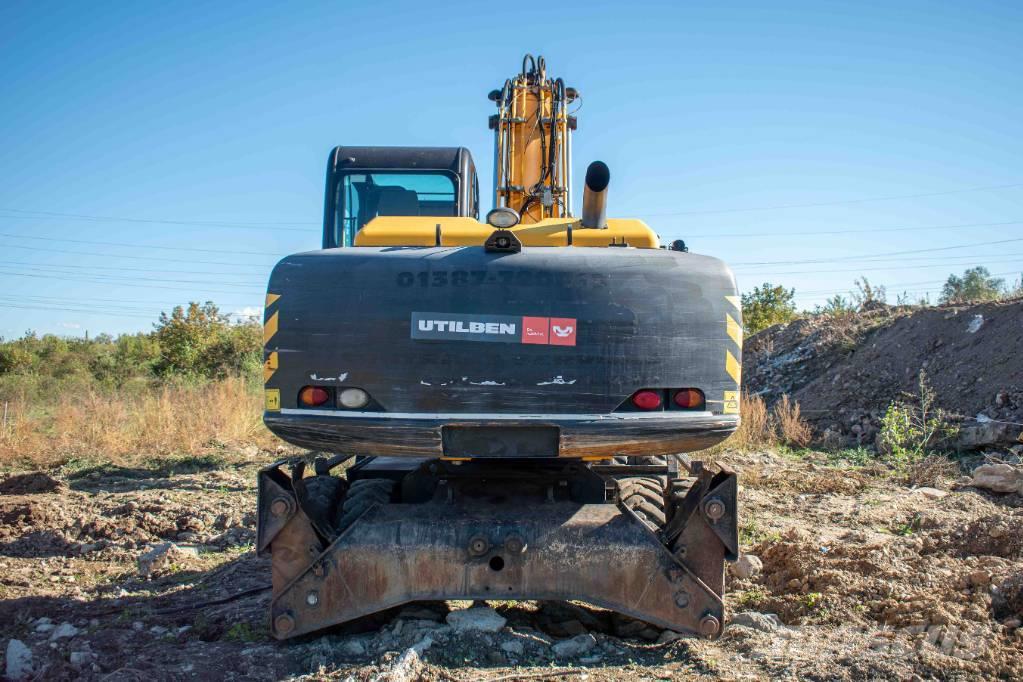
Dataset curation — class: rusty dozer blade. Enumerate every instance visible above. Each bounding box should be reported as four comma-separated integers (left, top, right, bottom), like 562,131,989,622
257,459,737,640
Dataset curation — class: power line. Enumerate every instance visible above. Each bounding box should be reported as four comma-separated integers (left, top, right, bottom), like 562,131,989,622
0,265,261,289
734,257,1023,277
0,260,269,280
0,268,265,295
676,219,1023,239
0,242,273,269
640,182,1023,217
0,207,317,231
0,231,284,257
731,237,1023,266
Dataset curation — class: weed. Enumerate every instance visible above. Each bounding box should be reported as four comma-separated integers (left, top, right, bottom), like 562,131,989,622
224,621,262,643
734,586,769,609
803,592,824,609
878,371,958,469
772,395,813,448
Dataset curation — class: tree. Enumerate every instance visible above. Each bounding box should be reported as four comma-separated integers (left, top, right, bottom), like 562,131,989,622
939,267,1005,304
742,283,797,335
153,301,261,378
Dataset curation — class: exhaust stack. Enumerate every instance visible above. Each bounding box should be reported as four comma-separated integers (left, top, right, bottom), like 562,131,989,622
581,161,610,228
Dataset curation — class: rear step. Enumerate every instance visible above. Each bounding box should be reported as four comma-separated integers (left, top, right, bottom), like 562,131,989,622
257,457,737,639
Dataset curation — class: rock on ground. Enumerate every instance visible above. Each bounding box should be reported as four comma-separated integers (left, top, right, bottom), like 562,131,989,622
552,633,597,657
5,639,33,681
49,622,79,640
730,611,783,633
731,553,763,579
445,606,507,633
970,463,1023,494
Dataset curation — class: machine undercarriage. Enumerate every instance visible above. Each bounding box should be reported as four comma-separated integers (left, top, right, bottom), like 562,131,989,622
257,456,737,639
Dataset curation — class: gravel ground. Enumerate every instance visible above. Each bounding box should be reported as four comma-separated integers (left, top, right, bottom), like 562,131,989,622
1,449,1021,681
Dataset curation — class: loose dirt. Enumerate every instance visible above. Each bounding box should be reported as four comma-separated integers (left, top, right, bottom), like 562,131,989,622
743,298,1023,448
1,449,1020,681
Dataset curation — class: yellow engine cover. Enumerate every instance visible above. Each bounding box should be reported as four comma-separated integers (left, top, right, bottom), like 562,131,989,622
353,216,659,249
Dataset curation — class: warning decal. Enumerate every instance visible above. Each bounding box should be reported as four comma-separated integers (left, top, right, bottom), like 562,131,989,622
411,312,576,346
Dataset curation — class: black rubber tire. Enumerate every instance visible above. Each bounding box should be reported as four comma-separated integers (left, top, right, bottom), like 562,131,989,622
299,475,346,529
617,476,667,530
612,455,668,465
334,478,395,535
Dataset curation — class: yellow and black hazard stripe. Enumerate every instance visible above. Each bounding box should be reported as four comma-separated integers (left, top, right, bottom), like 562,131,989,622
723,295,742,413
263,293,282,410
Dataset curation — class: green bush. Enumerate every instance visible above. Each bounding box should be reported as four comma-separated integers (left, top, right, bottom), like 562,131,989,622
877,371,958,467
742,283,797,335
0,301,261,387
939,266,1006,304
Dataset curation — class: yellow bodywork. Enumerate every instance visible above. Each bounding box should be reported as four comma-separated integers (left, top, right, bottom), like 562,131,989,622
353,216,660,249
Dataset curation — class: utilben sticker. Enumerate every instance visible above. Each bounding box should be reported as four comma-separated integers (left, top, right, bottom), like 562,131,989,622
411,312,576,346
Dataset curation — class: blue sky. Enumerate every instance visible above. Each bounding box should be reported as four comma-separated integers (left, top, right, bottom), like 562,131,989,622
1,0,1021,337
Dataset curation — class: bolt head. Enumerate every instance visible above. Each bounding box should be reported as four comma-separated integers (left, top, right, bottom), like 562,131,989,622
468,535,489,557
274,614,295,635
504,535,525,554
270,497,292,517
306,591,319,606
674,590,690,608
699,615,721,637
704,497,726,521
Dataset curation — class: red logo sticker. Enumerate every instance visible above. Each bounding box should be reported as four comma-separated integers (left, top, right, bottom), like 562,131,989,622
521,316,549,344
548,317,577,346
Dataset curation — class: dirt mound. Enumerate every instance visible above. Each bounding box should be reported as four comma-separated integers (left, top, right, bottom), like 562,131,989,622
743,298,1023,448
0,472,65,495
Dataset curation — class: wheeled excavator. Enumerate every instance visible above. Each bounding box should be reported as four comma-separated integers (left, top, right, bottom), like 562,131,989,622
257,55,742,640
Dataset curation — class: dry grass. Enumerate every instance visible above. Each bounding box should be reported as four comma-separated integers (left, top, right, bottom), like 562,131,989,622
726,393,774,451
772,394,813,447
719,393,814,452
0,377,280,468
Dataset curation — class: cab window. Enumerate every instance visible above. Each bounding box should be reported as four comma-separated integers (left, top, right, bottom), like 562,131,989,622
335,172,457,246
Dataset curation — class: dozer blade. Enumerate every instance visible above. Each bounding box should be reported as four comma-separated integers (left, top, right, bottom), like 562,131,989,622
258,462,734,640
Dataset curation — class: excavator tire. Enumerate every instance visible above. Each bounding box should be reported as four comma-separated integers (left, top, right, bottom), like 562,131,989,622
616,476,667,530
613,455,667,465
299,475,346,531
334,479,395,535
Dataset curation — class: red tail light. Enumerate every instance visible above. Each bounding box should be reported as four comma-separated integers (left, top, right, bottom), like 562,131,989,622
631,389,662,410
673,388,705,409
299,386,330,407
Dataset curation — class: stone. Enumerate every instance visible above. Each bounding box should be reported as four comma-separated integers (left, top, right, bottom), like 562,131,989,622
380,647,422,682
69,651,94,668
913,487,948,499
729,611,783,633
656,630,686,644
499,639,524,655
959,424,1014,449
445,607,506,633
340,638,367,657
551,633,597,658
137,542,184,578
968,570,990,587
34,622,55,634
970,463,1023,494
49,623,79,640
731,554,763,579
5,639,32,680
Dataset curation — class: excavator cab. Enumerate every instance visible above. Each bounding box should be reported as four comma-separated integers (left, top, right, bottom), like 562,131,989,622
322,146,479,247
257,56,741,641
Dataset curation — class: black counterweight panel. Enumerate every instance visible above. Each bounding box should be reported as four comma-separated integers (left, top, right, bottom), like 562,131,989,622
264,246,740,416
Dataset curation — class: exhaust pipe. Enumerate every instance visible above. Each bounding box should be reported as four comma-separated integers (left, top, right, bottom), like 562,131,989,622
581,161,609,228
